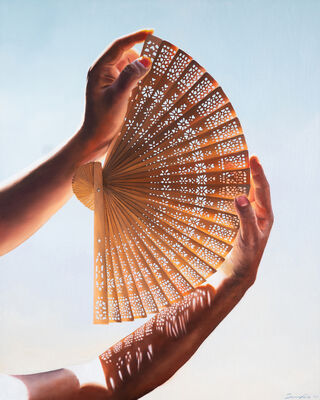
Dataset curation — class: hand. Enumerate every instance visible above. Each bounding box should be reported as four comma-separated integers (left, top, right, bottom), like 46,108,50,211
77,29,153,162
222,155,274,287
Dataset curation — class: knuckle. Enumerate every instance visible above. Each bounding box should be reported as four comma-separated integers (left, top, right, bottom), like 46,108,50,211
240,207,254,221
86,65,99,83
249,234,259,247
105,86,116,102
113,38,123,48
264,209,274,226
117,64,140,91
246,230,259,247
269,211,274,224
123,63,138,76
86,66,94,81
266,212,274,230
240,228,259,248
264,181,270,191
261,177,270,190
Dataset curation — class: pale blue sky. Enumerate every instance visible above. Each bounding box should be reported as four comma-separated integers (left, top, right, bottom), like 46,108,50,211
0,0,319,399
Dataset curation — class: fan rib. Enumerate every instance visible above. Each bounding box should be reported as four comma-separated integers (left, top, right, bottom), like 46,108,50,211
148,192,238,215
72,162,95,210
104,201,122,323
113,58,204,165
122,49,193,143
131,226,195,297
112,188,219,278
115,209,159,314
121,225,169,311
109,129,246,177
147,196,239,229
140,211,221,279
111,100,237,176
109,40,179,167
93,163,109,324
111,195,173,310
110,191,186,304
107,198,147,320
112,76,221,172
111,193,200,295
111,185,235,253
108,190,209,287
108,195,137,321
103,35,163,172
143,203,233,255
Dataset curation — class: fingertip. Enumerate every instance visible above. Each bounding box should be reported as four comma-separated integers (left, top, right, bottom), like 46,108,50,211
250,155,261,169
122,29,154,46
134,28,154,39
145,28,154,34
250,155,266,181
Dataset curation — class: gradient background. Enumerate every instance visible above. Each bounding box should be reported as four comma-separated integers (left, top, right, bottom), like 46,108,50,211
0,0,319,399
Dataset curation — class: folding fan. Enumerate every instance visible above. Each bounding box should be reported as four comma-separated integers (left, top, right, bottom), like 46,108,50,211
72,35,250,324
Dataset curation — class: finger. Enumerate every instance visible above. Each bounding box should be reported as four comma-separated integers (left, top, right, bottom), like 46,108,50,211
250,156,272,215
112,56,152,95
248,176,255,203
235,195,258,244
96,29,153,68
115,48,140,72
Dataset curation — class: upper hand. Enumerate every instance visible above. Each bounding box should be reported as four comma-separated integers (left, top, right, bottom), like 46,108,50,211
77,29,153,162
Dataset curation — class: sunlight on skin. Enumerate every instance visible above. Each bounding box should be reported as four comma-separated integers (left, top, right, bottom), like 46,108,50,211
69,359,106,388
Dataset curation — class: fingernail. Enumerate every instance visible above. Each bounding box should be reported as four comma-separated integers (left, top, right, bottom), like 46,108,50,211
236,196,249,207
138,56,152,69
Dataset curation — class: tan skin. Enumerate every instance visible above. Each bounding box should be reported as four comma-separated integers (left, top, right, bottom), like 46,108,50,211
0,30,273,399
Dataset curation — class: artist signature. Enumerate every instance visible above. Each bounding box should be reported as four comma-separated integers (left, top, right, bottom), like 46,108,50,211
284,394,319,399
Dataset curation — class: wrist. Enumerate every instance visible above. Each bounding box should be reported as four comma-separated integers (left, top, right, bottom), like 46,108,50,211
67,126,110,166
221,249,257,290
224,271,254,293
214,261,254,303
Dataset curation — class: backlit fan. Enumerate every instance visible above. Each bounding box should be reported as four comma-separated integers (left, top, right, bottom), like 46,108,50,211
72,35,250,324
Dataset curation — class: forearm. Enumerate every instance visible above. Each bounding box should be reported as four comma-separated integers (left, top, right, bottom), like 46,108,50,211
0,129,95,255
1,369,80,400
99,277,250,400
0,277,250,400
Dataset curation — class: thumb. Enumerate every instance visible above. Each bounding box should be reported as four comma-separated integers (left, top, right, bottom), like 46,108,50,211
235,195,258,245
112,56,152,95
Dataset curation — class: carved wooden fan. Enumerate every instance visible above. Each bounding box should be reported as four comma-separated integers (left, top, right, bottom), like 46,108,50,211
72,35,250,324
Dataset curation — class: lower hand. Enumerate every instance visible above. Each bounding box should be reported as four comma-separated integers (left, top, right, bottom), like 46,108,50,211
221,155,274,288
94,155,274,399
